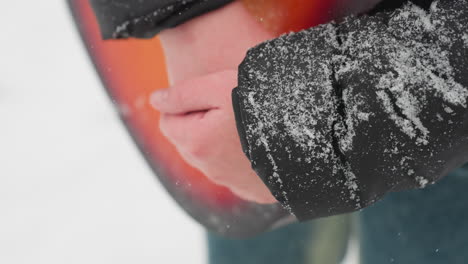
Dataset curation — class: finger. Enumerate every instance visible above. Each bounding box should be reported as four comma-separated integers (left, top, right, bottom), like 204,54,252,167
150,69,237,115
159,109,224,159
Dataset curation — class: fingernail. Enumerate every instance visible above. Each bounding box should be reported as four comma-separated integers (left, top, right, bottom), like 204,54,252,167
150,89,168,109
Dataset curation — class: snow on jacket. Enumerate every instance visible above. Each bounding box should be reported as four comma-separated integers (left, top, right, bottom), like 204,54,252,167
91,0,468,221
232,0,468,220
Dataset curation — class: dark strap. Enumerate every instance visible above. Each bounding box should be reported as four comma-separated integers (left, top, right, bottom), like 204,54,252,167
89,0,233,39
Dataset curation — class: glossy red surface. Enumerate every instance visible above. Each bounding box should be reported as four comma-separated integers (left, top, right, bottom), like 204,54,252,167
71,0,239,208
242,0,338,35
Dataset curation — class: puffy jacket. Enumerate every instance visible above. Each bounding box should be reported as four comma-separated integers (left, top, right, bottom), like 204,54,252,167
91,0,468,221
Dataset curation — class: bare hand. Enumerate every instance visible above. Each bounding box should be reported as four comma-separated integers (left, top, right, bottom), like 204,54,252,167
152,1,277,204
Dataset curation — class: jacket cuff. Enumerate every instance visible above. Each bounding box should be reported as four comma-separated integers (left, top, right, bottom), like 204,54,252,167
232,0,468,221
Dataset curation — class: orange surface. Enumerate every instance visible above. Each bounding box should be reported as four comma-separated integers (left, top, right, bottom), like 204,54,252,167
242,0,338,35
73,0,238,207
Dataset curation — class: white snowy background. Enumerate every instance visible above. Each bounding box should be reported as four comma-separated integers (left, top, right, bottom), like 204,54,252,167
0,1,357,264
0,1,205,263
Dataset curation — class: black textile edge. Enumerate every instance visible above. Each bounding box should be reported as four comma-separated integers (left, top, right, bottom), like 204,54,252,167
232,87,253,162
90,0,234,39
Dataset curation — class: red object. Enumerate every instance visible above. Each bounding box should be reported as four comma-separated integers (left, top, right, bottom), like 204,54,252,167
68,0,291,238
72,0,238,205
68,0,365,237
242,0,338,35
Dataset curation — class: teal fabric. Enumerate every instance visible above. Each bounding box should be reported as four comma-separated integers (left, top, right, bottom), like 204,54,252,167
207,223,316,264
360,164,468,264
208,165,468,264
207,215,351,264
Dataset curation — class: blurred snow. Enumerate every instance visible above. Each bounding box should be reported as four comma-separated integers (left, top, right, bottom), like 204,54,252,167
0,1,205,264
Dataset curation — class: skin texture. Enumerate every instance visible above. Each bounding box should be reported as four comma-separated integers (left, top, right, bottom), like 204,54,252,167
151,1,277,204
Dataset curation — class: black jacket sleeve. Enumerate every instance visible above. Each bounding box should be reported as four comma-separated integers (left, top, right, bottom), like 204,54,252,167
89,0,233,39
232,0,468,221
